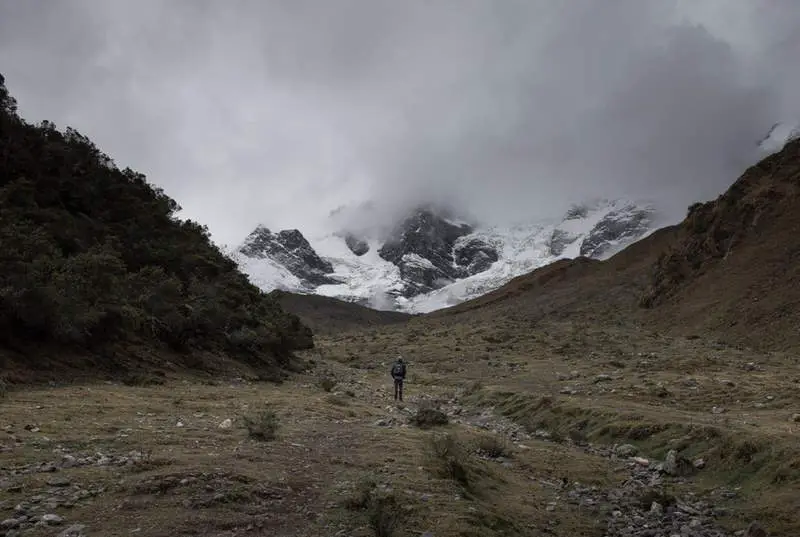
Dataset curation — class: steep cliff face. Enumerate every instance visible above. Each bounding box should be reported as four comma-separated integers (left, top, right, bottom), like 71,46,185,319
239,226,338,287
377,210,499,297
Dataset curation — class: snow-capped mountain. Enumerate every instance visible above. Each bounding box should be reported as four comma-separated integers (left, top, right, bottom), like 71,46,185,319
234,199,662,313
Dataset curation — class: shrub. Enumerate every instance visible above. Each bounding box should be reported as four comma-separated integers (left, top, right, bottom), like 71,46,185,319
342,476,402,537
318,378,336,392
368,493,401,537
427,433,470,490
243,409,278,441
343,475,378,510
411,402,449,428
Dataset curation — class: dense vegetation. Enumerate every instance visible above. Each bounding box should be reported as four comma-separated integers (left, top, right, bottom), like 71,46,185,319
0,73,312,374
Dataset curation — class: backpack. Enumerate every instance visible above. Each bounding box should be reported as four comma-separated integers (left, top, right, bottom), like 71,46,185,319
391,362,405,378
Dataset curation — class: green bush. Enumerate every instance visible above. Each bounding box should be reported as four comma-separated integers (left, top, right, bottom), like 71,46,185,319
242,409,279,441
426,433,471,490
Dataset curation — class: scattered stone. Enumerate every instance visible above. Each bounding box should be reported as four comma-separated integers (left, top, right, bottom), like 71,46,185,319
218,418,233,429
594,374,613,383
712,406,726,414
663,449,695,477
47,476,71,487
693,458,706,470
1,519,21,530
58,525,87,537
41,514,64,525
631,456,650,467
790,413,800,423
649,501,663,516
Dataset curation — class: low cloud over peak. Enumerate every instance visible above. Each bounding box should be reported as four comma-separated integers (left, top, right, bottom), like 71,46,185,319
1,0,797,244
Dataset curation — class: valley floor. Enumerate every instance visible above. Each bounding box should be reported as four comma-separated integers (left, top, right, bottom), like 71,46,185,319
1,320,798,537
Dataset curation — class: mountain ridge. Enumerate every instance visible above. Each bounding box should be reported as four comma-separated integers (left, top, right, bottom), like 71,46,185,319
429,135,800,353
235,198,663,313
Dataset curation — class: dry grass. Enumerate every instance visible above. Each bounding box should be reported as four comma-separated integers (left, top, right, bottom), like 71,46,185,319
2,315,798,536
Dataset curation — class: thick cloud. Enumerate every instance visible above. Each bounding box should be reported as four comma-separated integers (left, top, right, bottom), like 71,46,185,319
0,0,797,244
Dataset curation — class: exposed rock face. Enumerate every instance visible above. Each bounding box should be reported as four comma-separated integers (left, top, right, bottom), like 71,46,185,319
549,229,578,256
579,205,655,258
378,209,498,297
454,237,499,275
240,226,337,286
344,233,369,256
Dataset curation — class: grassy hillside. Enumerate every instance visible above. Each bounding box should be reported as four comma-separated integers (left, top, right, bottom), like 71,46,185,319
0,74,312,382
430,137,800,353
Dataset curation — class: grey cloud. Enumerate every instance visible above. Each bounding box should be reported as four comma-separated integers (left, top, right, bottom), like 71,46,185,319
0,0,797,245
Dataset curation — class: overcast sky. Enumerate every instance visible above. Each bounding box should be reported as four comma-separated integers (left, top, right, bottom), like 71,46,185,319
1,0,798,245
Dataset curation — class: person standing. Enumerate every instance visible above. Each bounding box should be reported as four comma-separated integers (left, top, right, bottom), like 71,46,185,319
390,356,407,401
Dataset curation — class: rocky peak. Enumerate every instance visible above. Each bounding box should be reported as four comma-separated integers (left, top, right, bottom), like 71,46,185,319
579,204,655,258
378,208,498,297
239,225,337,287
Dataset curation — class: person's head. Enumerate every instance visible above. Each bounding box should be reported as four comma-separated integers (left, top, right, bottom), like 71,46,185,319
397,356,403,363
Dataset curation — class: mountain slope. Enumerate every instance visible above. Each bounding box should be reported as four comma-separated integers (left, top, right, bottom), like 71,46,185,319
0,73,312,382
237,199,661,313
433,137,800,352
269,290,412,335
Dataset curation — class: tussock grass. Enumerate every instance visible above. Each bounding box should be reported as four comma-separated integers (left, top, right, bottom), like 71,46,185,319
242,409,279,441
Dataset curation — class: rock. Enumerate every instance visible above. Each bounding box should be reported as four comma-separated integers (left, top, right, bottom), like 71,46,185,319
615,444,638,458
218,418,233,429
579,204,654,258
1,519,21,529
711,406,726,414
790,413,800,423
594,374,613,383
650,501,664,516
41,514,64,525
632,456,650,466
58,525,87,537
663,450,695,477
693,458,706,470
62,455,77,468
47,476,71,487
344,234,370,256
239,226,337,287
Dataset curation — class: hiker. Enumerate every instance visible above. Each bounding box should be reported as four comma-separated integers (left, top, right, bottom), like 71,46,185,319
390,356,407,401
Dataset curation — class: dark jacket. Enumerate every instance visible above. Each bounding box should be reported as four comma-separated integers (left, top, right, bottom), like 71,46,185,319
390,360,406,380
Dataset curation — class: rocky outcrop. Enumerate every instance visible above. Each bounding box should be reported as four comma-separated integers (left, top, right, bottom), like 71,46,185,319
454,237,499,275
344,233,369,256
378,209,498,297
240,226,337,287
549,229,578,256
580,205,655,258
